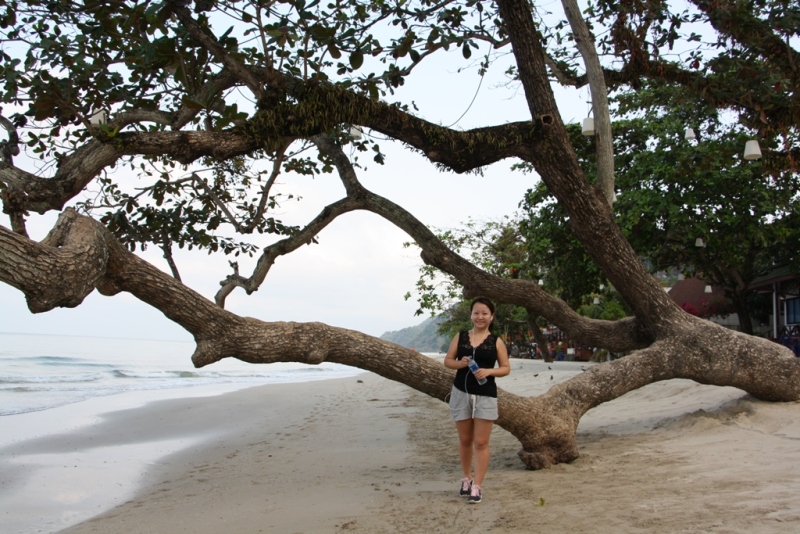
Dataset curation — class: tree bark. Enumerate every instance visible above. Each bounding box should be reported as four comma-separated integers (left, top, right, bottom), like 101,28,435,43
561,0,615,206
3,204,799,470
732,290,755,336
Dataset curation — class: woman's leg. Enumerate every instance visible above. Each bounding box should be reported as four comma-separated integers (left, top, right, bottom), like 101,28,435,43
471,418,494,487
455,419,474,479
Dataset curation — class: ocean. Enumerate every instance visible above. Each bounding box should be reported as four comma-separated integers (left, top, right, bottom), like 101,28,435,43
0,331,364,416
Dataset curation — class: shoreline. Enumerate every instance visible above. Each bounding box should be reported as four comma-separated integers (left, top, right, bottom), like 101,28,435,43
59,371,429,533
0,382,284,533
3,360,800,532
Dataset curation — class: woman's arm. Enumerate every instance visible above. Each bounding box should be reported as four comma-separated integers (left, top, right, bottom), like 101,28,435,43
488,337,511,378
443,334,468,370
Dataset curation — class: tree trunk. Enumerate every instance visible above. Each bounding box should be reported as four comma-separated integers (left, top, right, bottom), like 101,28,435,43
2,210,799,470
732,290,754,335
527,314,551,361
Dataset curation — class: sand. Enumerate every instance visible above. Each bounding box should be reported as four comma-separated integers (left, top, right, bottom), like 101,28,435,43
3,358,800,533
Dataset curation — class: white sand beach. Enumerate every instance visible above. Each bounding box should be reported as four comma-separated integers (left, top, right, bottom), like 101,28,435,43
3,358,800,533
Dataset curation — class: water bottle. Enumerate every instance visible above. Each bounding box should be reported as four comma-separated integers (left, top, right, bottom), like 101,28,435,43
467,357,487,385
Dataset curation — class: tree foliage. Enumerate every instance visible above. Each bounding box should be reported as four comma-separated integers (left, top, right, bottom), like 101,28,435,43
517,82,800,334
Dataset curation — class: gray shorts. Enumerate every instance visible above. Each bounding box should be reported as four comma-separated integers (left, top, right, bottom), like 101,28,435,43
448,385,498,421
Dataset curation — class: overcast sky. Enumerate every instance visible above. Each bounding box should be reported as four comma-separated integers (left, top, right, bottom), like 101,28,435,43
0,42,586,342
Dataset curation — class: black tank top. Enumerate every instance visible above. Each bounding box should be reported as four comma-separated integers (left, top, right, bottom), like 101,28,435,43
453,330,498,398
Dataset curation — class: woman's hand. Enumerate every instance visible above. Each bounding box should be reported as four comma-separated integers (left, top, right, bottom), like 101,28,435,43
473,367,490,379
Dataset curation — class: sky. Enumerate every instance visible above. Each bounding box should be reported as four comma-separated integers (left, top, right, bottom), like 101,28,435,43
0,30,586,343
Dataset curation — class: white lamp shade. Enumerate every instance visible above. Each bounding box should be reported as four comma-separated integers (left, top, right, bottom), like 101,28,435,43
582,117,595,136
349,125,363,140
685,127,696,140
695,238,705,247
704,285,712,293
593,297,600,305
538,279,544,286
599,284,605,290
744,140,762,160
89,110,107,125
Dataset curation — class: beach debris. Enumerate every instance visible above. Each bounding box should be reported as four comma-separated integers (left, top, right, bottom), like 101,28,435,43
538,497,546,506
533,374,539,377
551,375,553,380
356,379,363,383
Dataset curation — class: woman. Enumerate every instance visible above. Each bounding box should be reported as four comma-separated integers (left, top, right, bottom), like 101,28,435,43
443,297,510,504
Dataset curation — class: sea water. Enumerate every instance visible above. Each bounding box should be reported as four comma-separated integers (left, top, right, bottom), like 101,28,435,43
0,331,363,416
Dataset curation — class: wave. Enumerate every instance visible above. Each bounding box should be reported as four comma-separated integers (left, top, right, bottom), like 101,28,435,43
17,355,84,363
110,367,339,380
1,337,364,416
0,355,119,370
0,366,350,387
0,373,104,384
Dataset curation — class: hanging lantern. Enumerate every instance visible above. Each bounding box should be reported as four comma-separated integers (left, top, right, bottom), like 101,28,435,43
599,284,605,290
349,125,363,140
582,117,595,136
538,279,544,286
704,285,712,294
677,273,685,280
593,297,600,305
684,127,696,141
743,140,762,160
89,110,107,126
695,238,705,248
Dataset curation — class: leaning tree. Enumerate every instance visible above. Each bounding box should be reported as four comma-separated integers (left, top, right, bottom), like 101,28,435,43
1,0,799,469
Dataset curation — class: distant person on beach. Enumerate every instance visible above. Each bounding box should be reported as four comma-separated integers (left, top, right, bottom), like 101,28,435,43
443,297,510,504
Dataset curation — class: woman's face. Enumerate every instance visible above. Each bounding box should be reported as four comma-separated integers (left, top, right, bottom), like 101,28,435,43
471,303,494,330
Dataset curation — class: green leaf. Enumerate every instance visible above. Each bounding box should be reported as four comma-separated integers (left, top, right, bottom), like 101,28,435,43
327,42,341,59
349,50,363,69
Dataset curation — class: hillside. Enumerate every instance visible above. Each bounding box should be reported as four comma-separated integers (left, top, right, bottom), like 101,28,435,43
380,316,449,353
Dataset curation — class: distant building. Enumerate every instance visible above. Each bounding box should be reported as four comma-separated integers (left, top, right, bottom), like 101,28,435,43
749,266,800,339
667,277,725,312
668,270,800,356
667,277,756,332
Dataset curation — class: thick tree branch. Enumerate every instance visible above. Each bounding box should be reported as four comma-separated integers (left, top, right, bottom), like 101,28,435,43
3,207,799,471
0,209,107,312
313,134,653,352
561,0,615,206
1,140,126,214
693,0,799,78
497,0,683,329
5,77,548,218
0,115,20,164
243,80,549,173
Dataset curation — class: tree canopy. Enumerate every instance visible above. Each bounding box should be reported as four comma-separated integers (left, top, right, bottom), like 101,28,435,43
2,0,800,470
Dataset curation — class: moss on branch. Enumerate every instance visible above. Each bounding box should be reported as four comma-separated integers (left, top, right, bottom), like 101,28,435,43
240,82,543,172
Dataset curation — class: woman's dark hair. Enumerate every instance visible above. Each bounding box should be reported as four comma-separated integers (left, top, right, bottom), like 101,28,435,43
470,296,496,331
